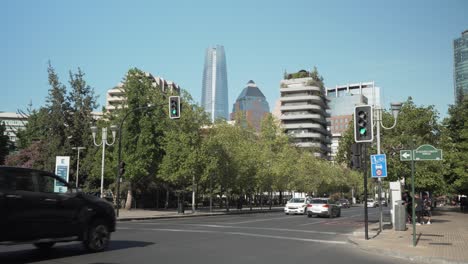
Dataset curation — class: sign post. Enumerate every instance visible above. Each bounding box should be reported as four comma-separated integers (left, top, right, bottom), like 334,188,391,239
400,144,442,247
55,156,70,193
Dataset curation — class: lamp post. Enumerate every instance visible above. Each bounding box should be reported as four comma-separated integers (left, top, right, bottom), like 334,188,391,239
91,125,117,198
72,146,86,188
375,102,402,232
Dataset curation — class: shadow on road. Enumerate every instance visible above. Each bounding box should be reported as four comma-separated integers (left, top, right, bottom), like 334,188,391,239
0,240,154,264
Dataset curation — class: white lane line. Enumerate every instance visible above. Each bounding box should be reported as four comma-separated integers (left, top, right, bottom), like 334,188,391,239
117,227,347,245
189,224,342,236
224,216,293,225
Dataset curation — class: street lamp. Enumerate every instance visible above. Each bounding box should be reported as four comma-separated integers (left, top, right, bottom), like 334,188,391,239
375,102,402,231
72,146,86,188
91,125,117,198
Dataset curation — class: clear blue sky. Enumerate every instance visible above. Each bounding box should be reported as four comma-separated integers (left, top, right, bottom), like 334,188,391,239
2,0,467,119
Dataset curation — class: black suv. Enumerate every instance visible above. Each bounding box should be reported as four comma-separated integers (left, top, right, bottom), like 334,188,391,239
0,166,116,252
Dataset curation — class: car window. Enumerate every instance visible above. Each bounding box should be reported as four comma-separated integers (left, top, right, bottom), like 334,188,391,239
289,198,305,203
36,173,57,193
13,171,35,192
311,199,327,204
0,170,12,190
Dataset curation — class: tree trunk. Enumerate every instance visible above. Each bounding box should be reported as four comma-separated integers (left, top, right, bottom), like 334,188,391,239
125,188,133,210
165,187,169,209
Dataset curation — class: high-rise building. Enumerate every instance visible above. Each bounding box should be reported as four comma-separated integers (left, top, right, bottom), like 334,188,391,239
325,81,377,160
279,70,331,158
0,112,28,146
231,80,270,131
105,72,180,113
454,30,468,100
326,81,381,107
201,45,229,122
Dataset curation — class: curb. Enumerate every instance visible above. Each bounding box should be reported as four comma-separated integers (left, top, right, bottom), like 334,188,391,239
117,208,283,222
347,236,468,264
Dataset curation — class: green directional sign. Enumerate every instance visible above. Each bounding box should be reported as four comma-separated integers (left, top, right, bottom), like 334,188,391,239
413,144,442,161
400,150,412,161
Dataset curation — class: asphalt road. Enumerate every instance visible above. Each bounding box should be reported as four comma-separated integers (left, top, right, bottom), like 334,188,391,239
0,206,415,264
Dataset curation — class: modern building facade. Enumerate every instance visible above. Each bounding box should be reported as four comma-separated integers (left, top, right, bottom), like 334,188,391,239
105,72,180,113
454,30,468,100
325,82,376,160
326,81,381,107
231,80,270,131
0,112,28,146
279,70,331,158
201,45,229,122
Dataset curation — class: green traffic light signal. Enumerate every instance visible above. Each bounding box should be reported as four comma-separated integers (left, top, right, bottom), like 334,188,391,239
359,127,367,135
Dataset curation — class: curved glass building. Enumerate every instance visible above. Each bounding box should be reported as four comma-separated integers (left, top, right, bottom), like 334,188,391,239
201,45,229,122
231,80,270,131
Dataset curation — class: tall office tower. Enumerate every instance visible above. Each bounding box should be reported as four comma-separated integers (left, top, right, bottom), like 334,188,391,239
325,81,378,160
201,45,229,122
279,70,331,159
454,30,468,100
231,80,270,131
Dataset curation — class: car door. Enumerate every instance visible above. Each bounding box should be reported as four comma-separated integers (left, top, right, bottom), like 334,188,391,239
3,168,45,241
35,171,84,238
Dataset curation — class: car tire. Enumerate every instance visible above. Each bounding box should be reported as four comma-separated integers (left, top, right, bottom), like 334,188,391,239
307,212,312,218
34,242,55,250
83,219,111,252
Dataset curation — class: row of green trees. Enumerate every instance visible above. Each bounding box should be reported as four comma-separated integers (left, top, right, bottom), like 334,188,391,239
335,94,468,196
4,66,361,209
2,64,466,208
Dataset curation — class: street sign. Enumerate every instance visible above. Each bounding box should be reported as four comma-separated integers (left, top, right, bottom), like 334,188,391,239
413,144,443,161
55,156,70,193
371,154,387,178
400,150,412,161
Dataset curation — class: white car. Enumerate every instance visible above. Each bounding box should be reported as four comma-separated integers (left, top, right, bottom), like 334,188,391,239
367,199,377,208
284,197,310,215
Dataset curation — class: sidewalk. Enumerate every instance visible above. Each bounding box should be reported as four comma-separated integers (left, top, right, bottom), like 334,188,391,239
348,206,468,264
117,206,284,221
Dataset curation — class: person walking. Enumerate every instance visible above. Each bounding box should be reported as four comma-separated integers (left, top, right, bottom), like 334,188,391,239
423,192,432,224
414,193,424,225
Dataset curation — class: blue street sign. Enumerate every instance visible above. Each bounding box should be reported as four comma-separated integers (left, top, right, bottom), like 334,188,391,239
371,154,387,178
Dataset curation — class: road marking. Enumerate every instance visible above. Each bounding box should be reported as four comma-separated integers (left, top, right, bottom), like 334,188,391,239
117,227,347,245
223,216,293,225
189,224,342,236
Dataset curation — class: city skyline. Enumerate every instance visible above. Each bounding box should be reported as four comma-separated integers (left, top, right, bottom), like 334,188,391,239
2,1,467,119
201,45,229,121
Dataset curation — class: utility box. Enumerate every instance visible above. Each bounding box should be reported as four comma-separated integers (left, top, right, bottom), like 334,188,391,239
394,200,407,231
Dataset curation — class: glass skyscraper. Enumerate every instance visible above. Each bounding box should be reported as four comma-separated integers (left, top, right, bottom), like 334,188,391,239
454,30,468,100
201,45,229,121
231,80,270,131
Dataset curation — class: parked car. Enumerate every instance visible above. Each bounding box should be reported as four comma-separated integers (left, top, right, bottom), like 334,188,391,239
367,199,378,208
306,198,341,218
284,197,311,215
380,198,388,207
0,166,116,252
337,199,350,208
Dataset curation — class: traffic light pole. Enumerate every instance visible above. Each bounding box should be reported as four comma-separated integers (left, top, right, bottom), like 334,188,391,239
362,143,369,240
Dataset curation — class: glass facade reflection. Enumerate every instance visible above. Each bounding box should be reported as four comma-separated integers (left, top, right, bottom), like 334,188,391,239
231,80,270,131
454,30,468,100
201,45,229,121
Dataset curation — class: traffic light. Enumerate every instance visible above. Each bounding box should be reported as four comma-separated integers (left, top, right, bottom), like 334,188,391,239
354,105,373,143
119,161,126,176
169,96,180,119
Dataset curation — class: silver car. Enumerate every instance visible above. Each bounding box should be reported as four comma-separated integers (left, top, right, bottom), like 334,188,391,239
306,198,341,218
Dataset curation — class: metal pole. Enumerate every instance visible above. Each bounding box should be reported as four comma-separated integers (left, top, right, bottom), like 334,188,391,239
411,143,416,247
362,143,369,240
376,107,383,232
76,148,81,188
100,128,107,198
209,174,213,213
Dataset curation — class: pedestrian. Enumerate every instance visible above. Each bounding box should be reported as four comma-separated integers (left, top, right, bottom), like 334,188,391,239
403,191,412,223
414,193,423,225
423,192,432,224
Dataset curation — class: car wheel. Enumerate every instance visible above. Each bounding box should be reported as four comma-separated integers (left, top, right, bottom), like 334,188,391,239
307,212,312,218
34,242,55,250
83,219,111,252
